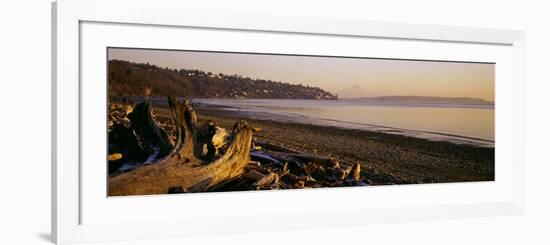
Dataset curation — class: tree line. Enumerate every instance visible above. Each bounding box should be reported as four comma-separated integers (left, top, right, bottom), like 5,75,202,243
108,59,338,100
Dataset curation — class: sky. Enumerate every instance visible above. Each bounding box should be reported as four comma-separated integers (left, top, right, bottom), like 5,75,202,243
108,48,495,101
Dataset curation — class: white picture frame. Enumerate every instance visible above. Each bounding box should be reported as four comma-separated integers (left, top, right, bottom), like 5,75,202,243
52,0,525,244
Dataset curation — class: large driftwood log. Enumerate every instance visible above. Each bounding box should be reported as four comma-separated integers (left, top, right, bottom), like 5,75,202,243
109,97,254,196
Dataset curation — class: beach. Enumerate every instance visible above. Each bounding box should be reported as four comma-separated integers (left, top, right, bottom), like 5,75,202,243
145,100,495,185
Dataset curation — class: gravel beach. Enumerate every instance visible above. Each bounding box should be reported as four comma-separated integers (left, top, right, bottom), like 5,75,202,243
147,102,494,185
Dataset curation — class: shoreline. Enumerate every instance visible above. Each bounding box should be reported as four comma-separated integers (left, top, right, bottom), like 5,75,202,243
194,99,495,148
145,102,494,184
115,96,494,147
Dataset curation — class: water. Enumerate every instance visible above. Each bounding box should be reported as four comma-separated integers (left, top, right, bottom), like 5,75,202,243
194,98,494,147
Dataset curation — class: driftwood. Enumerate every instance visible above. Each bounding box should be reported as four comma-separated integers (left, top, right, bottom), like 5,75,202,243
127,101,173,163
108,101,174,172
253,172,277,189
248,146,368,188
109,97,254,195
108,96,371,195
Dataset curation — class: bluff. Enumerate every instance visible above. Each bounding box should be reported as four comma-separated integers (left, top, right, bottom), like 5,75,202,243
108,60,338,100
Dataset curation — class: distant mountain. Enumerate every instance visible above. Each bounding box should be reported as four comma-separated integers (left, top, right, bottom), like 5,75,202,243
348,96,494,105
336,84,369,98
108,60,338,100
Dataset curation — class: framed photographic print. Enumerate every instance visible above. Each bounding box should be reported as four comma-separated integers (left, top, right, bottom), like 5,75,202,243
52,0,525,244
106,47,497,196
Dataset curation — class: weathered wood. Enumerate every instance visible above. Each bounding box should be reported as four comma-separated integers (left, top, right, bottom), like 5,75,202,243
253,172,277,189
243,169,266,181
108,123,148,173
211,126,230,156
277,179,290,189
127,101,173,162
245,163,271,175
349,163,361,181
108,97,254,196
283,173,308,182
108,96,372,193
166,96,196,159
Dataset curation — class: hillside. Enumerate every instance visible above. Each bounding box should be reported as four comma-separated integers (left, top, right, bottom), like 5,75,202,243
108,60,337,100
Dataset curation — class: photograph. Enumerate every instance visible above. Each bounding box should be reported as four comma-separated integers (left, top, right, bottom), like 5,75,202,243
107,47,495,196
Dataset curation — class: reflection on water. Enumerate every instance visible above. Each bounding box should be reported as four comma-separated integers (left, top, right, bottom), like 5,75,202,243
195,98,495,144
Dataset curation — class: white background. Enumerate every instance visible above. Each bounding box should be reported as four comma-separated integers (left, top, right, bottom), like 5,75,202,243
80,21,514,225
0,0,548,244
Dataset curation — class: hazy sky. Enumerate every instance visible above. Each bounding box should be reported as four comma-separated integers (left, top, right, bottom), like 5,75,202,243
108,48,494,101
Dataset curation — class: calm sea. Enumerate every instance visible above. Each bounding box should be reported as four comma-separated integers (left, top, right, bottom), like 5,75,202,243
194,98,495,147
